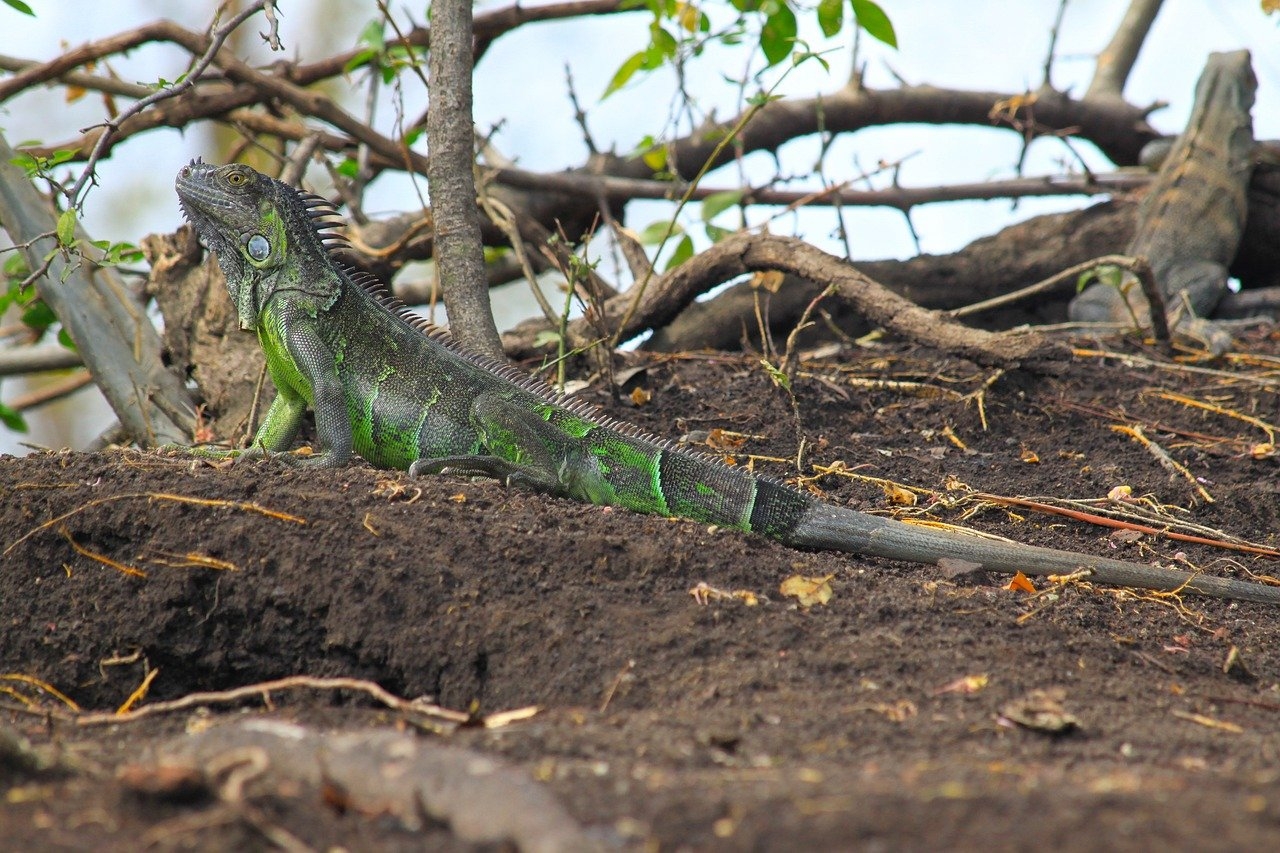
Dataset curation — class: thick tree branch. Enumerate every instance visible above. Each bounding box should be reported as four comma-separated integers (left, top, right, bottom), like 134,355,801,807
0,133,194,445
427,0,503,356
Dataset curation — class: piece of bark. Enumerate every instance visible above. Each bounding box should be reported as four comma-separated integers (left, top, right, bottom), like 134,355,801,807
142,227,266,445
152,718,597,852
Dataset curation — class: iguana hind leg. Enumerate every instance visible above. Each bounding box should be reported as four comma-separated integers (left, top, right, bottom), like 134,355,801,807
409,393,599,499
409,454,567,495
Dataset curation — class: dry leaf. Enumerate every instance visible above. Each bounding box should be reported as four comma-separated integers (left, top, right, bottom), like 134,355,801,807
780,574,834,607
1019,447,1040,464
881,482,917,506
629,386,651,406
1004,571,1036,594
690,582,761,607
999,688,1080,734
706,428,748,451
934,674,989,695
751,270,786,292
1107,485,1133,502
1109,529,1144,545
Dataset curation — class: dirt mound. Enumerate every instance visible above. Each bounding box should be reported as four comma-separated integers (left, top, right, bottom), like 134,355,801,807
3,336,1280,850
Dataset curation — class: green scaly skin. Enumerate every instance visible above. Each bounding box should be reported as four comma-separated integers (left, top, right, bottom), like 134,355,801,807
175,160,1280,605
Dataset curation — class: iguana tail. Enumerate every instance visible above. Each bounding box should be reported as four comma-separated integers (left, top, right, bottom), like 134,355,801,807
782,501,1280,605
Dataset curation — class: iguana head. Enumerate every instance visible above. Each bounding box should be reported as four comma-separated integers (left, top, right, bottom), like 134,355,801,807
176,159,342,330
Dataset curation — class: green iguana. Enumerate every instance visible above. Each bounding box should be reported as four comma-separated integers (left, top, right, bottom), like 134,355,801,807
175,159,1280,605
1069,50,1256,350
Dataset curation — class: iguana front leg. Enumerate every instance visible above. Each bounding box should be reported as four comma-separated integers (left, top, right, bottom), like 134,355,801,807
409,393,599,499
260,319,352,468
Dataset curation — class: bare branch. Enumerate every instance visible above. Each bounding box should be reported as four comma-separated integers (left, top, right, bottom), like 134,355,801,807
491,167,1151,210
0,343,83,376
0,53,152,99
1087,0,1165,101
64,2,278,209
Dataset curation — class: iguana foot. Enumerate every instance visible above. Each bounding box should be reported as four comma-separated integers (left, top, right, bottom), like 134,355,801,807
168,444,349,468
409,455,565,496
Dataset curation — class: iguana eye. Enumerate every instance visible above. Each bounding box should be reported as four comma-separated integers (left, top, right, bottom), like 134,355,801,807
246,234,270,260
226,171,247,186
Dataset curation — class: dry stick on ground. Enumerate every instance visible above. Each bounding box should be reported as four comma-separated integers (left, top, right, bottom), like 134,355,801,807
972,493,1280,559
68,676,474,727
505,231,1068,370
3,491,306,559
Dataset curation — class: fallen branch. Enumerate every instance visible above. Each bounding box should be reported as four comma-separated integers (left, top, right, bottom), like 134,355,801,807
506,231,1068,370
142,717,592,851
973,492,1280,559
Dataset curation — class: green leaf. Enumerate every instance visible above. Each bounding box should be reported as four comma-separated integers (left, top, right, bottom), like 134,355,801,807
648,23,678,59
759,357,791,390
664,234,694,271
56,207,77,247
9,151,38,177
701,190,743,221
638,219,682,244
1079,264,1124,293
704,223,733,243
851,0,897,48
641,145,668,172
0,402,27,433
343,47,379,74
816,0,843,37
532,329,562,348
21,299,56,334
56,327,76,351
2,0,34,16
759,2,798,67
335,157,360,179
604,51,647,98
3,252,29,282
357,18,385,51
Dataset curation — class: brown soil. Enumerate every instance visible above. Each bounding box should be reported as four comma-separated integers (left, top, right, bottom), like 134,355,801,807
3,331,1280,851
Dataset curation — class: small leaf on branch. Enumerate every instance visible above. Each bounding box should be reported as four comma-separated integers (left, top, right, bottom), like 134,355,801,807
56,208,78,248
701,189,743,221
665,234,694,271
852,0,897,48
0,402,27,432
816,0,843,37
759,2,798,67
604,51,647,98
